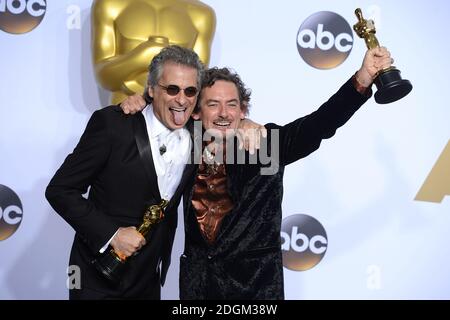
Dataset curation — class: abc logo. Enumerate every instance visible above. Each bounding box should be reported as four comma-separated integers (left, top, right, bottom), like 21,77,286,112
281,214,327,271
297,11,353,69
0,0,46,34
0,184,23,241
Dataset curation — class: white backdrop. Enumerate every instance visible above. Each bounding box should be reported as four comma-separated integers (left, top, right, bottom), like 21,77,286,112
1,0,449,299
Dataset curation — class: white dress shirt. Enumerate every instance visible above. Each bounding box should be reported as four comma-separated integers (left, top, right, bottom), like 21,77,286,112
100,104,191,253
143,104,191,200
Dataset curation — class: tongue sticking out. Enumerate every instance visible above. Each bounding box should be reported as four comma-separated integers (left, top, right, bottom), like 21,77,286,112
171,109,186,126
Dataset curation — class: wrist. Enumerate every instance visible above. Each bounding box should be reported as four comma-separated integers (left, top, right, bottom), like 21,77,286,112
352,72,372,97
355,69,373,88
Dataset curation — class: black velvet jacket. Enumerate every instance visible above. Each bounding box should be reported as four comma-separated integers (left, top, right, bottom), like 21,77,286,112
180,78,371,300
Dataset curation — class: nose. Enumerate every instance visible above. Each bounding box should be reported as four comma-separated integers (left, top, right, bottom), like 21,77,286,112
218,104,227,117
175,91,187,105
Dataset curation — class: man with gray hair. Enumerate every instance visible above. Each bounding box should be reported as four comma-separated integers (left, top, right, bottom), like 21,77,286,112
46,45,204,299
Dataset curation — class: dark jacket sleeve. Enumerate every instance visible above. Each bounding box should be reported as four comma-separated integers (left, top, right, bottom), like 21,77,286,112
45,109,119,253
266,77,371,166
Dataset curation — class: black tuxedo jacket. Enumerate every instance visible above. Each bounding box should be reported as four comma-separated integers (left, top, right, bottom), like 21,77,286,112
46,105,190,299
179,78,370,299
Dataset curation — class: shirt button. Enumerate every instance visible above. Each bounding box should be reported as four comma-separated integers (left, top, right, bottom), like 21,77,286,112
208,184,214,190
207,255,212,260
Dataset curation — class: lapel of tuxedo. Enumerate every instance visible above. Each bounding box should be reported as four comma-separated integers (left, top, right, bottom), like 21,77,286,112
169,123,201,230
132,113,161,201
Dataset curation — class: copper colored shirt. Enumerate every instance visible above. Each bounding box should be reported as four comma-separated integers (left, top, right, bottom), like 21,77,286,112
191,162,234,245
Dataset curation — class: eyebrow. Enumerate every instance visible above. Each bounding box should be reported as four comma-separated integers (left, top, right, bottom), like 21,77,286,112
205,99,239,104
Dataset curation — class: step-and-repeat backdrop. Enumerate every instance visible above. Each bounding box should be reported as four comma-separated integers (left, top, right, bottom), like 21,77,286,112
1,0,449,299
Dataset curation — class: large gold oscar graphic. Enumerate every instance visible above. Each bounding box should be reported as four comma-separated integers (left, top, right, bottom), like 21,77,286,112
353,8,412,104
93,200,168,284
91,0,216,104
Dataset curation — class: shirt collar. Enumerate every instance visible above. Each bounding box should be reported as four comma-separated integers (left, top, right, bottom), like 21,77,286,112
145,104,171,139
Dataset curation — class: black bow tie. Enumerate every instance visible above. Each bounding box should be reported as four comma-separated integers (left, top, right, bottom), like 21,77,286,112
159,144,167,155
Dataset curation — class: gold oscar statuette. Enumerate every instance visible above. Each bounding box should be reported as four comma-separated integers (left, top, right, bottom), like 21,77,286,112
353,8,412,104
92,199,169,284
91,0,216,104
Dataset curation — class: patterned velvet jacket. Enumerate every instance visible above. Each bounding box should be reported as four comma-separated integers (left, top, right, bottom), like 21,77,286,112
179,78,370,300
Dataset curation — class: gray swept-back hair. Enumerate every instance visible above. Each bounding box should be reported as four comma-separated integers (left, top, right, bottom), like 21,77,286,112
144,45,205,102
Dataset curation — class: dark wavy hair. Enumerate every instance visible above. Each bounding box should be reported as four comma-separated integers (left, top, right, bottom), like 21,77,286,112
196,67,251,115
